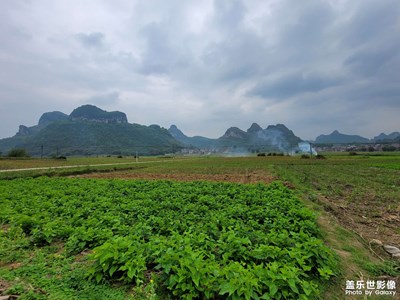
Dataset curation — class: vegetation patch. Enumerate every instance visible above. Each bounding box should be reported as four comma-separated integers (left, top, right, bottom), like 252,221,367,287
7,148,29,158
0,177,338,299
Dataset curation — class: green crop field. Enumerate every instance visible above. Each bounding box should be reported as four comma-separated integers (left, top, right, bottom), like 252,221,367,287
0,153,399,299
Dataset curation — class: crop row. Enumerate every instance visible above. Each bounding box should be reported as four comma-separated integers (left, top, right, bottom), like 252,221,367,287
0,178,338,299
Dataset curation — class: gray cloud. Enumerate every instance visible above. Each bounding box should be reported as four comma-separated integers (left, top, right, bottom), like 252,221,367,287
340,0,400,48
137,22,192,75
87,91,120,106
344,41,400,76
212,0,246,33
249,71,342,99
75,32,105,49
0,0,399,140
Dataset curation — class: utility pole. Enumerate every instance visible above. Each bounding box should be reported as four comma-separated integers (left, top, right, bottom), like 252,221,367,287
309,142,313,157
136,151,138,163
41,145,43,159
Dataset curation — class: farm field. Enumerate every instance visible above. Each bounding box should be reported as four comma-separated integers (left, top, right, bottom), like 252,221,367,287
0,153,399,299
0,156,197,180
0,156,190,171
0,156,135,170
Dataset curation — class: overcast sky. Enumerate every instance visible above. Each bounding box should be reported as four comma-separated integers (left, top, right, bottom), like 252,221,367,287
1,0,399,140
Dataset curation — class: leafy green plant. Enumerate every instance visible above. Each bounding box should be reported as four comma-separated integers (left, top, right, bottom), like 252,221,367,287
1,177,339,299
88,235,147,285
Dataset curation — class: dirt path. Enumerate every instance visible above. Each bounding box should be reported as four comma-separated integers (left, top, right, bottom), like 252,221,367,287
0,158,196,173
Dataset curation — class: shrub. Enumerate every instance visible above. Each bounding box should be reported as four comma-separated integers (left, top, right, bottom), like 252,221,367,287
348,151,357,156
382,146,396,152
7,148,29,158
301,154,310,159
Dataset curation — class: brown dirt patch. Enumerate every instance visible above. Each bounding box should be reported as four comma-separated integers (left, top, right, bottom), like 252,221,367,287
74,250,92,263
0,225,9,233
316,194,400,249
0,279,11,294
7,263,22,271
75,170,276,184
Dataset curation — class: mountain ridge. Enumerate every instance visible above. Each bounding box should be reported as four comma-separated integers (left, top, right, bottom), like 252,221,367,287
373,132,400,142
169,123,302,153
1,104,398,156
69,104,128,124
0,105,181,156
315,130,400,144
315,130,370,144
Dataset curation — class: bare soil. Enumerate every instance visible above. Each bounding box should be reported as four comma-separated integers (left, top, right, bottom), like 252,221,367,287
76,170,276,184
0,279,11,294
316,194,400,248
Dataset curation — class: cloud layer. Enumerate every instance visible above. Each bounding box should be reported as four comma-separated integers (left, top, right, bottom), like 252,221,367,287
1,0,399,139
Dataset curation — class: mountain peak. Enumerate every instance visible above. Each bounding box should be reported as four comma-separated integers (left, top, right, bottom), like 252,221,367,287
373,132,400,142
266,124,291,133
168,125,215,148
69,104,127,124
247,123,262,134
38,111,68,126
316,130,370,144
2,104,181,156
168,125,187,139
222,127,247,139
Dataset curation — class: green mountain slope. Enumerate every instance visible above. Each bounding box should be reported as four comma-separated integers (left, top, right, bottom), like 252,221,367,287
70,104,128,123
169,123,302,153
168,125,216,148
0,106,181,157
315,130,370,144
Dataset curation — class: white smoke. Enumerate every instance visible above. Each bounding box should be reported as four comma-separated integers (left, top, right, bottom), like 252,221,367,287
297,142,318,155
255,128,290,152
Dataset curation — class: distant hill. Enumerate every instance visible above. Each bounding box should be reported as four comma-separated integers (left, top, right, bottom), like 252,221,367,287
10,104,397,157
217,123,302,152
70,104,128,124
0,105,181,156
247,123,263,134
39,111,69,126
315,130,370,144
168,125,215,148
15,111,69,137
373,132,400,143
169,123,302,153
